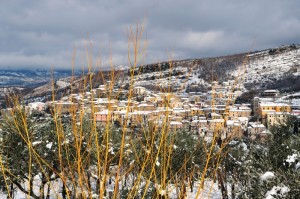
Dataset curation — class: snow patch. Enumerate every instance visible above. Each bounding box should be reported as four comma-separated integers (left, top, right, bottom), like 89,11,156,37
46,142,53,149
240,142,248,151
156,160,160,166
296,162,300,170
286,153,298,166
32,141,42,146
265,185,289,199
260,171,275,181
56,80,70,88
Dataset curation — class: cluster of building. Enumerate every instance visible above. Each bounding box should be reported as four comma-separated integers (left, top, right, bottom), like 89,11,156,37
15,82,300,142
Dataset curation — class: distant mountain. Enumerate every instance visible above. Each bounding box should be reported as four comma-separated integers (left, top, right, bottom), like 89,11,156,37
0,69,84,103
0,69,82,87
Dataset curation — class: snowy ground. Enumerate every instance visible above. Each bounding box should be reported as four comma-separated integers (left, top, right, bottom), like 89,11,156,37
0,178,224,199
169,180,224,199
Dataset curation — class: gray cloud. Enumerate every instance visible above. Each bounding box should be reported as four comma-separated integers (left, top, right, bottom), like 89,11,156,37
0,0,299,69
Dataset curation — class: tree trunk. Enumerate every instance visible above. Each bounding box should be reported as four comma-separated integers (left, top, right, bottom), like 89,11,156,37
189,168,194,193
96,178,100,196
13,180,39,199
132,173,135,187
124,173,128,187
87,172,92,199
29,179,38,199
46,182,50,199
179,181,186,199
190,177,194,193
231,183,235,199
62,181,67,199
217,169,228,199
39,182,45,199
39,173,46,199
8,183,14,199
175,174,179,198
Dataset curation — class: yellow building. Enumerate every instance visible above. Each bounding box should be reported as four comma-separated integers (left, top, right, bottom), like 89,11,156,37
228,106,252,118
95,86,108,98
137,103,156,111
247,122,270,141
93,105,107,113
259,103,291,118
129,111,152,124
208,119,225,130
133,86,146,95
54,102,78,114
267,112,291,126
190,108,204,116
226,120,244,139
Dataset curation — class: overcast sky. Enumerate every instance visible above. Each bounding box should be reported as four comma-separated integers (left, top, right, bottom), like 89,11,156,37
0,0,299,70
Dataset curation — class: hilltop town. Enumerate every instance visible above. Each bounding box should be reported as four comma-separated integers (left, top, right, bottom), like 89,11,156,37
10,79,300,143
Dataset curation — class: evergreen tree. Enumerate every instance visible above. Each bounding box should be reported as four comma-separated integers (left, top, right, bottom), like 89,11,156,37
223,116,300,198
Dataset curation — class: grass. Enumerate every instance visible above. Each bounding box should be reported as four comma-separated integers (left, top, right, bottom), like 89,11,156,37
0,24,247,199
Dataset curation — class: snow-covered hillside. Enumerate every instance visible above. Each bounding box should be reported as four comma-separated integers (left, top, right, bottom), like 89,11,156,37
242,46,299,85
125,44,300,93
